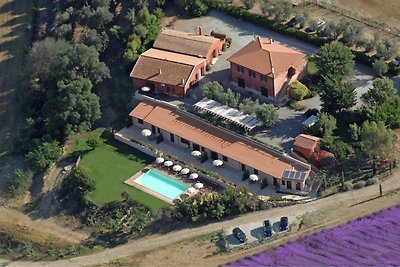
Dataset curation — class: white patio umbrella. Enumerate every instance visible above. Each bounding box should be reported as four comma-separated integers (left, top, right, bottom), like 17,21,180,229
249,174,259,181
180,168,190,175
164,160,173,167
187,187,196,194
213,159,223,167
155,157,165,164
191,150,202,157
141,129,152,137
189,173,198,179
194,182,204,189
141,86,150,92
173,165,182,172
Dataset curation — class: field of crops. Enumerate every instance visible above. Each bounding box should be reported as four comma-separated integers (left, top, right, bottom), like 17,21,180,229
225,205,400,266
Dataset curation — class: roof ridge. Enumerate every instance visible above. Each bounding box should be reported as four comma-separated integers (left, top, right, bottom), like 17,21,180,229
162,31,216,44
141,54,194,67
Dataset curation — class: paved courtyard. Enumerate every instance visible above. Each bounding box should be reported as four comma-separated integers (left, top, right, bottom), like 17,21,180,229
169,10,400,151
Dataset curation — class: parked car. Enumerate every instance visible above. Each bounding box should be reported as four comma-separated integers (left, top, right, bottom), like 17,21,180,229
374,53,384,60
263,220,272,237
280,217,289,231
287,16,301,28
306,19,326,32
232,227,247,243
390,60,399,67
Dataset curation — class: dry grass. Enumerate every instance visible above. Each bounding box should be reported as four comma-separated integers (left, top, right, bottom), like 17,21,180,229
0,0,32,161
333,0,400,30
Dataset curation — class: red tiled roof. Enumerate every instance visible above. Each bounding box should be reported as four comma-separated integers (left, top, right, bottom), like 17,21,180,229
227,36,305,75
129,101,311,179
294,134,321,150
130,49,205,87
153,29,220,58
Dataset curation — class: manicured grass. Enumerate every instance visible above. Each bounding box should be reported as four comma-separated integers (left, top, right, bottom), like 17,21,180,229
77,131,168,213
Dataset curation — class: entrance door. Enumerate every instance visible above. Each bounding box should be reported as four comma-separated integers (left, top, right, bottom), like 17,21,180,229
287,181,292,190
261,87,269,97
211,151,218,160
273,178,278,186
170,133,175,142
151,125,156,134
193,143,200,151
238,77,245,88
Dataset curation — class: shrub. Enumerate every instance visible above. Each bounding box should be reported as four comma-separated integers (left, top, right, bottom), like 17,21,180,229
222,43,227,51
290,101,306,111
342,181,353,191
226,37,232,47
6,169,33,197
27,139,62,171
366,177,379,186
86,136,101,150
243,0,256,9
206,64,212,71
289,81,309,101
353,180,366,189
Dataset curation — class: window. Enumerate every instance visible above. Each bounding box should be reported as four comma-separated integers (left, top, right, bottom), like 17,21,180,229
248,70,256,78
281,180,286,185
241,164,246,172
138,118,143,124
254,169,259,175
222,156,228,162
260,75,267,81
237,66,244,73
181,138,189,145
296,182,301,190
170,133,175,142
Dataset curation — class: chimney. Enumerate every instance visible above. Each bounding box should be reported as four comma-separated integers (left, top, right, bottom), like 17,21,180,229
158,68,162,75
197,26,203,36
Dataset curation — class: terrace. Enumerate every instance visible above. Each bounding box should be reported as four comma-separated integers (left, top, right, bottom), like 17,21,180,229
116,126,314,199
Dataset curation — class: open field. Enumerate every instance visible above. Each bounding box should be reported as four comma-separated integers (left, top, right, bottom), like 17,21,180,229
77,131,168,213
0,0,32,161
333,0,400,30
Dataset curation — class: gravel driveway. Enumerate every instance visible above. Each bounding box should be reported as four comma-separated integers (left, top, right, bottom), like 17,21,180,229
172,10,400,150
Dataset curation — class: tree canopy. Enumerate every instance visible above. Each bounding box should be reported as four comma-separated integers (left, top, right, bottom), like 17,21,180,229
319,76,357,114
26,38,109,139
27,139,62,171
359,121,394,160
316,41,355,79
362,78,397,106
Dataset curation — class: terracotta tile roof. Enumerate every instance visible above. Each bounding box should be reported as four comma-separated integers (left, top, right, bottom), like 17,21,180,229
130,49,205,87
294,134,321,150
153,29,220,58
130,101,311,179
227,36,305,75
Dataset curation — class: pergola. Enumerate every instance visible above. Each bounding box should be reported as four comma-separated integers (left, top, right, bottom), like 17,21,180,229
193,98,263,131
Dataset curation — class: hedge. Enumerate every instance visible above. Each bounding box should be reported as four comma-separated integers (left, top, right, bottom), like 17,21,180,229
218,6,383,69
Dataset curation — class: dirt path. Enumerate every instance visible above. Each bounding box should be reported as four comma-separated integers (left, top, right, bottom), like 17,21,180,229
2,169,399,267
0,206,89,247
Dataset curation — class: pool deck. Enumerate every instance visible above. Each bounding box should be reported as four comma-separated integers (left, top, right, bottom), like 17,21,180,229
124,166,192,205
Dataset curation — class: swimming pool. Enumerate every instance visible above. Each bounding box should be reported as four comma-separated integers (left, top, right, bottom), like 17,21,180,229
135,169,189,200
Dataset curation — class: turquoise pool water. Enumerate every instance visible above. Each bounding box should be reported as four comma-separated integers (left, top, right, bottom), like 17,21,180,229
135,169,189,200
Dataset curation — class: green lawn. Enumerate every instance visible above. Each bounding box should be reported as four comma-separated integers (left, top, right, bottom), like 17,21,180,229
77,131,168,213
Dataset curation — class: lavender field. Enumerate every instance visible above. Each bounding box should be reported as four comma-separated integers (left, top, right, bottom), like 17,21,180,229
224,205,400,266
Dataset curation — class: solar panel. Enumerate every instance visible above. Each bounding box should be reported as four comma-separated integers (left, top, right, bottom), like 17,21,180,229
283,170,307,180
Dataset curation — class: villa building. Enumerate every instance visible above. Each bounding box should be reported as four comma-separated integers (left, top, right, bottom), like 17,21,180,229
126,98,312,193
227,36,307,99
130,28,225,97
